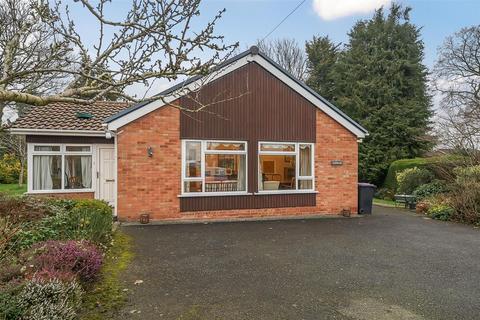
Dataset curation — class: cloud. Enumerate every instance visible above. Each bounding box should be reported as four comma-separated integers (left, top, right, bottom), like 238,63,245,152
312,0,392,20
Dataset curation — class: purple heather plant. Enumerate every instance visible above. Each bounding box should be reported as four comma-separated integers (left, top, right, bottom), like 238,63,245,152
32,240,103,283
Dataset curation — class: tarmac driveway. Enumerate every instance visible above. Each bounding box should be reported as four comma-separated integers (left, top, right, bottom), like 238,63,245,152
117,206,480,320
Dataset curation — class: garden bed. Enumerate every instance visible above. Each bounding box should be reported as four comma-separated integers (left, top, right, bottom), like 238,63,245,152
377,157,480,226
0,195,132,319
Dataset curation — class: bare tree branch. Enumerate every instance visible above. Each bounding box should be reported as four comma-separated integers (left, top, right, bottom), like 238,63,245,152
257,38,308,81
433,25,480,162
0,0,239,110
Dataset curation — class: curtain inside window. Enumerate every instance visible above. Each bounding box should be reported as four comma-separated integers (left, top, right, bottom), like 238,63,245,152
33,155,61,190
81,156,92,188
237,155,246,191
299,145,312,176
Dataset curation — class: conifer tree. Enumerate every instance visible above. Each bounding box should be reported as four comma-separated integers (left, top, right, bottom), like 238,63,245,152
307,4,432,184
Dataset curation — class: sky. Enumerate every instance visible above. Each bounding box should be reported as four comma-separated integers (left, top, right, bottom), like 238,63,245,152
199,0,480,68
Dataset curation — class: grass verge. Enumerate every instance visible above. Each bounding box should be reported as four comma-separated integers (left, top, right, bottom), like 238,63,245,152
79,230,134,320
373,198,397,207
0,184,26,196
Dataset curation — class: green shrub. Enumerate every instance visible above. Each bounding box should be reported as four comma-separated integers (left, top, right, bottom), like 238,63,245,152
0,154,25,184
8,211,69,253
384,158,429,191
448,165,480,225
454,165,480,184
428,204,455,221
396,167,434,194
66,200,113,247
6,198,113,254
16,278,83,320
428,154,471,182
413,180,447,200
1,196,58,258
0,284,24,320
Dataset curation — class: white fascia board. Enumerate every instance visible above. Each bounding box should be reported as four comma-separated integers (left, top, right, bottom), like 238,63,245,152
9,128,105,137
106,55,252,131
251,56,366,138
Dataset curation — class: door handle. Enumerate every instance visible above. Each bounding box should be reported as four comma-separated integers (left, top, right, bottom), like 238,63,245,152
105,179,115,182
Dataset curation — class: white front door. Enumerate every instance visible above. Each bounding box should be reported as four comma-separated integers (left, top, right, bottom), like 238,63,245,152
98,147,115,205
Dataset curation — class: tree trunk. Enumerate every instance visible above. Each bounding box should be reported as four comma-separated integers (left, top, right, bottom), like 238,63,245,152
18,160,24,186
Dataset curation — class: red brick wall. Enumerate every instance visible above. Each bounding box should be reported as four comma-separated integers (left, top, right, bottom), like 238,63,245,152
116,107,358,222
117,106,181,221
315,110,358,214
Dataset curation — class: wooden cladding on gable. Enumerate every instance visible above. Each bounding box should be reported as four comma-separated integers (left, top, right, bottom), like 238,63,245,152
180,62,316,141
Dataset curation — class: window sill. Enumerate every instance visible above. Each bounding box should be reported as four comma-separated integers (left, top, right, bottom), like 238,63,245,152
27,189,94,195
178,192,252,198
254,190,318,195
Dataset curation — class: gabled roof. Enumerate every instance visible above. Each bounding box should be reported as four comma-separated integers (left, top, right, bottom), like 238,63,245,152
10,101,128,136
105,46,368,138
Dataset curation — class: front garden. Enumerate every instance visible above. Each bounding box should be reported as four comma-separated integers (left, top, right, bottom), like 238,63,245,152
0,195,132,320
376,156,480,226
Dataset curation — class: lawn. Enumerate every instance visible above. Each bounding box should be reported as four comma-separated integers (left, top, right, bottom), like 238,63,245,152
0,183,27,196
373,197,396,207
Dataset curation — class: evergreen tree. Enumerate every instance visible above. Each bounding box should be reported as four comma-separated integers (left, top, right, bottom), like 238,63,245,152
308,4,432,184
305,36,341,101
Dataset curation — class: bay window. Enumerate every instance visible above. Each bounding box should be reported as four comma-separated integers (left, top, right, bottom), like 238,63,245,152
30,144,93,192
182,140,247,194
258,142,314,192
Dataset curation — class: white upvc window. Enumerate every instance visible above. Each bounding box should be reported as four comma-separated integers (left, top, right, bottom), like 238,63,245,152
28,144,94,193
181,140,248,195
258,142,315,193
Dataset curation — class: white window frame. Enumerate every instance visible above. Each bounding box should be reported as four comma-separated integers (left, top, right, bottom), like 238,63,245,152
28,143,95,194
257,141,315,194
181,139,248,196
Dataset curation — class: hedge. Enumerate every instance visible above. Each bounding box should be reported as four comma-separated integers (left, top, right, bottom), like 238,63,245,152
383,155,466,191
383,158,429,191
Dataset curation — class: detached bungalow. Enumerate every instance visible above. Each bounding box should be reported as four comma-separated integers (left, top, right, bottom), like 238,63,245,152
10,46,368,222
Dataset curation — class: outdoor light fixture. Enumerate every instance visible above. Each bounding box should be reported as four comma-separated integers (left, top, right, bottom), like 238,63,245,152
147,146,154,157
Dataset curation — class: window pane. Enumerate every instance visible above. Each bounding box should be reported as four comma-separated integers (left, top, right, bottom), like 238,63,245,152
207,142,245,151
205,154,246,192
259,155,296,190
185,142,201,177
34,145,60,152
66,146,91,152
299,180,313,190
33,155,62,190
184,181,202,193
65,155,92,189
299,144,312,176
260,143,295,152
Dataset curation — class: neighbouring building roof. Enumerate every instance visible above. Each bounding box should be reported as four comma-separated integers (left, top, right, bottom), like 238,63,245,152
105,46,368,138
10,101,128,134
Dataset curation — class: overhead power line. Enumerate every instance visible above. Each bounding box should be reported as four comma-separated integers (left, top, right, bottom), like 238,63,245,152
259,0,308,43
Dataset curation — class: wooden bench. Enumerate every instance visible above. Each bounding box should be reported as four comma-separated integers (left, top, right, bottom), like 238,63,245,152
394,194,417,209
